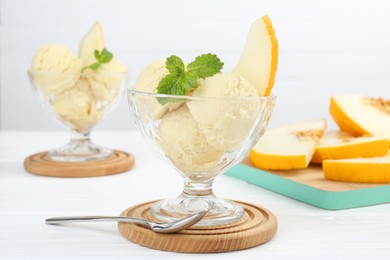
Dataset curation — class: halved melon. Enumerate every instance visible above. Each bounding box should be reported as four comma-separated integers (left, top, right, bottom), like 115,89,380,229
233,15,278,96
330,95,390,142
311,130,389,163
79,21,105,65
250,119,327,170
323,153,390,183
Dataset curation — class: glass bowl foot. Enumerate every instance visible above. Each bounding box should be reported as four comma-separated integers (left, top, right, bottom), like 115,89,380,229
150,195,244,227
48,141,112,162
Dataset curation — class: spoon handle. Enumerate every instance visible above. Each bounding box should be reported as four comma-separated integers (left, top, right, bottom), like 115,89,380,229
46,216,150,226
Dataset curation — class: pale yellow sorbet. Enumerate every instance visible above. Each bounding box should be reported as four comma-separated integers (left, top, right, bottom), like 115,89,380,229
187,72,260,151
51,79,103,132
30,44,83,96
158,105,224,174
87,58,128,102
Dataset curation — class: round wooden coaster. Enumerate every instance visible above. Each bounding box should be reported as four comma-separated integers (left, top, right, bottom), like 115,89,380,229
24,150,135,178
118,200,277,253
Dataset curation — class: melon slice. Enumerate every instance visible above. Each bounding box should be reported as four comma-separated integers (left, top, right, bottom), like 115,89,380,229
323,154,390,183
330,95,390,142
79,21,106,65
250,119,327,170
233,15,278,96
311,130,389,163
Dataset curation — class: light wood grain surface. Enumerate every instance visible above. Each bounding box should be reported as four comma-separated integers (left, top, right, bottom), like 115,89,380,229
1,131,390,259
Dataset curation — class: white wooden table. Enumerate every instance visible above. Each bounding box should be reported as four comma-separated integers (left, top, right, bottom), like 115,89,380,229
1,131,389,259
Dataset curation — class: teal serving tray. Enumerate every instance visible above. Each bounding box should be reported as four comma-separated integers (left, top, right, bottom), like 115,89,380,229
225,161,390,210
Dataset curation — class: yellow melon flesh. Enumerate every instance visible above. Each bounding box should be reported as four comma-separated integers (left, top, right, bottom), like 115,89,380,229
311,130,389,163
233,15,278,96
79,21,106,65
323,154,390,183
250,119,327,170
330,95,390,142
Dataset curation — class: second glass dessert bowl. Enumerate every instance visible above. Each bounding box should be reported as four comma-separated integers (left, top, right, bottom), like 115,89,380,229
29,71,129,162
128,89,276,226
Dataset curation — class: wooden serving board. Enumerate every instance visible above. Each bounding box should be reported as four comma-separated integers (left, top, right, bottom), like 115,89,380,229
24,150,135,178
118,200,277,253
225,158,390,210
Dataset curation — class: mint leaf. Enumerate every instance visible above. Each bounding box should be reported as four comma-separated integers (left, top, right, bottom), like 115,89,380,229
157,74,183,95
156,53,223,104
99,48,113,63
94,50,101,60
81,48,114,72
90,63,101,70
157,71,198,105
187,53,224,78
165,55,185,76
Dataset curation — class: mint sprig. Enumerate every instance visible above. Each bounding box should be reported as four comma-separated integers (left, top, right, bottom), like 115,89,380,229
156,53,223,104
81,48,113,72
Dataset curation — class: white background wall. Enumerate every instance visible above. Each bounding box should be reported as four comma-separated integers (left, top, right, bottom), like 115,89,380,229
1,0,389,131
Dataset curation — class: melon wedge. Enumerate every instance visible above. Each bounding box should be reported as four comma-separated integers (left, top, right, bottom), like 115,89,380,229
233,15,278,96
250,119,327,170
79,21,106,65
311,130,389,163
323,153,390,183
330,95,390,142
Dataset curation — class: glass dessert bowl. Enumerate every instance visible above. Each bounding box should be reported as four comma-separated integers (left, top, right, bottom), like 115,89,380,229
28,70,129,162
128,90,276,226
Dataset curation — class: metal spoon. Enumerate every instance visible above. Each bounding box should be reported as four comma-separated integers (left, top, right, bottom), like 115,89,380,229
45,210,207,234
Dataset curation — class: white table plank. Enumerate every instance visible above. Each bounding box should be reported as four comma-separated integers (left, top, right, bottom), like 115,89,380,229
1,131,390,259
